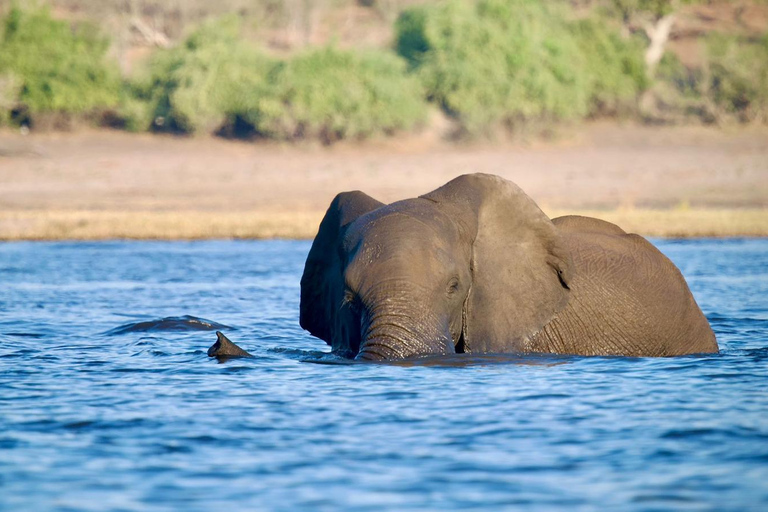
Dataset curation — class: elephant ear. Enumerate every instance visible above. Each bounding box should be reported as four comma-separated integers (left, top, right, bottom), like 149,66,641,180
300,191,384,352
423,174,572,353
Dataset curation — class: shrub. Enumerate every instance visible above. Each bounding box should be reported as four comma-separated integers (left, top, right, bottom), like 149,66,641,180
395,0,593,135
656,52,701,100
244,46,427,142
651,32,768,124
0,72,20,126
131,17,425,141
704,32,768,123
649,51,709,122
130,16,274,134
0,5,120,126
570,17,648,116
114,95,155,133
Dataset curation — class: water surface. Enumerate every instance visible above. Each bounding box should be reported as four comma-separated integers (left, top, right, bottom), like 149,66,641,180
1,239,767,511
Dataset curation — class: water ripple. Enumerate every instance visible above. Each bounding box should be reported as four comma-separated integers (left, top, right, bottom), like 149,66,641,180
0,239,766,511
105,315,232,335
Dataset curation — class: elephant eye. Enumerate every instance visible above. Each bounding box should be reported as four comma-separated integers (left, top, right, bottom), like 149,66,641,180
343,290,360,313
447,277,460,295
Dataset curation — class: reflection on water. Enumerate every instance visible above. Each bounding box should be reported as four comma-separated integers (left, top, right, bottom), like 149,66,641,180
1,239,766,510
301,352,572,367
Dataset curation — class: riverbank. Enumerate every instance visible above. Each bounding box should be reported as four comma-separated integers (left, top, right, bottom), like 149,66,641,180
1,123,766,240
1,208,767,240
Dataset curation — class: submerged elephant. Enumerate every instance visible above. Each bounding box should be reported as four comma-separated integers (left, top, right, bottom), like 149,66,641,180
300,174,717,360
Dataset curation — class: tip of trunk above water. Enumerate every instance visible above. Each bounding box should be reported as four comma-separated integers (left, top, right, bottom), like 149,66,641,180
207,331,253,359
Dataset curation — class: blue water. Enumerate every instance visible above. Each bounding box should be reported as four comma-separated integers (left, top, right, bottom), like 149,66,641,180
1,239,767,511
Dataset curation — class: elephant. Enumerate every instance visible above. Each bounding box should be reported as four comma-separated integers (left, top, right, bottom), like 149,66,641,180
299,173,717,360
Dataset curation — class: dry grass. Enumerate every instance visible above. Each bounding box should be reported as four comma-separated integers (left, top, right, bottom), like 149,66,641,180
1,208,766,241
1,124,766,242
545,208,768,238
0,210,323,241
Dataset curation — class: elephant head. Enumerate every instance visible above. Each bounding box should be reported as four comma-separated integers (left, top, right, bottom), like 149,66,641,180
300,174,572,360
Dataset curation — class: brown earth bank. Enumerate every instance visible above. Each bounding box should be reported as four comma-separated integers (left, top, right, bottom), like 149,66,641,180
1,123,767,240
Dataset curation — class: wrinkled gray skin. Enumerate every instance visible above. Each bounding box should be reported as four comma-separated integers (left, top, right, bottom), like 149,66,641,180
300,174,717,360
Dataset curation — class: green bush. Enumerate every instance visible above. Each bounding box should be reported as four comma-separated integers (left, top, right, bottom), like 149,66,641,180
244,46,427,142
129,16,274,134
0,72,20,126
130,18,425,141
395,0,650,134
651,33,768,124
705,32,768,123
650,51,709,122
0,5,120,126
395,0,595,135
656,52,701,100
570,17,648,116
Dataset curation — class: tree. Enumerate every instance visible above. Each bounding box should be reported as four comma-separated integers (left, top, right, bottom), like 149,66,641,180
609,0,698,75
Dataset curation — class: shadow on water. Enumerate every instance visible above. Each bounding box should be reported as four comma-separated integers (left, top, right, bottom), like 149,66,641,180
301,352,573,368
105,315,232,335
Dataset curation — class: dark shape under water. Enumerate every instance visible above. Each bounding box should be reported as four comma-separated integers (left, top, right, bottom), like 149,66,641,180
106,315,231,335
302,352,570,367
207,331,253,359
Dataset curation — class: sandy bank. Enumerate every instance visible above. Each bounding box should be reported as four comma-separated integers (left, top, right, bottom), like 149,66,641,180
1,208,766,240
1,123,766,240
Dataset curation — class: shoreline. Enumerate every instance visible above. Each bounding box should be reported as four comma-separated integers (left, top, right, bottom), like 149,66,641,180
2,208,766,241
2,124,766,241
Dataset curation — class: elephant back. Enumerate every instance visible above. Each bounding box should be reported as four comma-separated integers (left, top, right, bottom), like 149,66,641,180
531,221,717,356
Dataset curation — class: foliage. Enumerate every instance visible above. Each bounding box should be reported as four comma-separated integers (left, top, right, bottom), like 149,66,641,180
0,5,120,125
704,32,768,123
114,94,155,133
570,17,649,116
4,1,765,137
655,52,699,99
128,16,274,134
652,32,768,124
395,0,647,134
127,17,425,141
394,7,430,70
647,51,708,122
243,46,427,142
607,0,699,22
0,72,20,125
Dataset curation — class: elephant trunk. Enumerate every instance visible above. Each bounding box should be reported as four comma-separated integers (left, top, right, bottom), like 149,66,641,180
356,307,454,361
